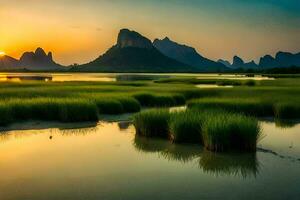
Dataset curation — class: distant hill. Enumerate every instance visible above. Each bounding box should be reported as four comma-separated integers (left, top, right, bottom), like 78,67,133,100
218,52,300,70
79,29,192,72
259,52,300,69
218,56,258,69
0,55,19,69
153,37,228,72
0,48,63,71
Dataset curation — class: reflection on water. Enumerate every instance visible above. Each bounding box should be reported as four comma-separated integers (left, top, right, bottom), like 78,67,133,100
0,72,275,82
196,84,234,88
133,136,258,178
0,121,299,199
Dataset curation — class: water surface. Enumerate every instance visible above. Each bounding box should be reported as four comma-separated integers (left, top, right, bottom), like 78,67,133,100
0,121,299,200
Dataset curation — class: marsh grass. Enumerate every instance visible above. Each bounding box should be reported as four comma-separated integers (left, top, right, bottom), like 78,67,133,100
188,98,273,117
133,93,184,107
133,108,260,152
202,112,260,152
274,102,300,119
4,98,99,123
169,110,204,143
0,103,13,125
133,109,170,138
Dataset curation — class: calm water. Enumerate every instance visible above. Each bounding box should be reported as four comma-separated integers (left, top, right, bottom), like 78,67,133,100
0,120,299,200
0,73,274,82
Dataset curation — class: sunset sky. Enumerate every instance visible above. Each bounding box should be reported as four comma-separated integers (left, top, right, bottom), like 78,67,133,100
1,0,299,65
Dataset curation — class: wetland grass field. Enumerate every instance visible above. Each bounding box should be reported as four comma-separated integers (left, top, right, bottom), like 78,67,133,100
0,74,299,151
0,74,300,199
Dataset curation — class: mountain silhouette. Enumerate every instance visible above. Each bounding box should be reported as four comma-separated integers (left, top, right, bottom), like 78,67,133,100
153,37,228,72
20,48,62,70
0,55,19,69
218,56,258,69
79,29,192,72
259,52,300,68
0,48,63,71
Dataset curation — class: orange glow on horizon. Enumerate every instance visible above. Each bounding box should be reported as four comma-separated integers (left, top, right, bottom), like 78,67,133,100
0,52,6,57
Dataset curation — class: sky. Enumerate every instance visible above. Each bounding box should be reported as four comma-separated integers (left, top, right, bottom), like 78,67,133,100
0,0,300,65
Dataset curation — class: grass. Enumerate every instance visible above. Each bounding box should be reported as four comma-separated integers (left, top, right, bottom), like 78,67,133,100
133,92,185,107
133,109,170,138
274,102,300,119
0,76,300,125
2,98,99,124
202,111,260,152
188,98,274,117
133,108,260,152
169,110,204,143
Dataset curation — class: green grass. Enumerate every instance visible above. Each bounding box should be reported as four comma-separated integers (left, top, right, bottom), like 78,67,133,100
133,92,185,107
0,103,13,125
274,102,300,119
0,76,300,125
133,108,260,152
133,109,170,138
3,98,99,123
202,112,261,152
188,98,274,117
169,110,204,143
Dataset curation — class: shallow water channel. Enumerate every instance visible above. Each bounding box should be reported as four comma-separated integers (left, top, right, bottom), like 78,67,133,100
0,119,299,199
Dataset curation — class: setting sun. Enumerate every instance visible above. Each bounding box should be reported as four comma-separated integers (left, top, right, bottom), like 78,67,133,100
0,51,6,56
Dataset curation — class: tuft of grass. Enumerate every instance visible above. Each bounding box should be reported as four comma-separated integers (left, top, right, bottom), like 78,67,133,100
133,93,183,107
6,98,98,123
202,111,261,152
93,98,124,114
0,103,13,125
116,97,141,113
188,98,273,117
58,100,98,122
274,102,300,119
133,109,170,138
169,110,204,143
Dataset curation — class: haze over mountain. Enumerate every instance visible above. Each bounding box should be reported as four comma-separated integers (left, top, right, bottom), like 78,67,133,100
0,48,62,71
79,29,192,72
153,37,227,72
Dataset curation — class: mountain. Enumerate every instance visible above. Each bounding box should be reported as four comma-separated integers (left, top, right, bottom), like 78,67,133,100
19,48,62,70
259,52,300,68
218,56,258,69
0,55,19,69
153,37,228,72
80,29,191,72
217,59,231,68
0,48,63,71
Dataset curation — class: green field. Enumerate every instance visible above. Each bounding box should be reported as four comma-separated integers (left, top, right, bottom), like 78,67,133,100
0,76,299,126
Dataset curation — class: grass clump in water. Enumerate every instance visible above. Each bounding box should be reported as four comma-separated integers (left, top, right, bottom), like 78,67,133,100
6,98,98,123
202,112,261,152
0,103,13,125
133,109,170,138
274,102,300,119
93,98,124,114
169,110,204,143
116,97,141,113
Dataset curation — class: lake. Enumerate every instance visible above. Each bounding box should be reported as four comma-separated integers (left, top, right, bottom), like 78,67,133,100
0,73,274,82
0,120,299,200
